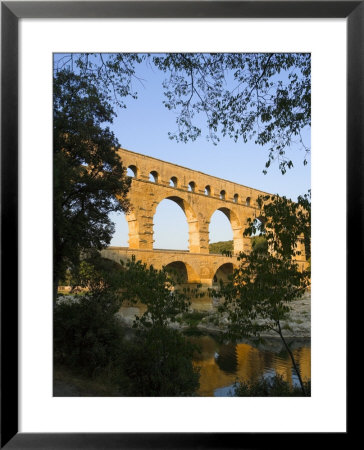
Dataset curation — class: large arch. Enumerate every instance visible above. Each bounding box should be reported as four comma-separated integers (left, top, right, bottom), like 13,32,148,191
152,195,201,253
209,209,234,251
153,199,189,250
208,207,244,255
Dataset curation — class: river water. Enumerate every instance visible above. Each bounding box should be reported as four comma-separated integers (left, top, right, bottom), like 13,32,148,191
189,334,311,396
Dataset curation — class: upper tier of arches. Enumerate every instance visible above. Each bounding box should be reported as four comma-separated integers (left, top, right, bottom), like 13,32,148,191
118,148,272,256
119,147,269,209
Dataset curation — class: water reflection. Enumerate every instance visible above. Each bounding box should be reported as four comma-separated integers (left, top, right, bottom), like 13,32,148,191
215,343,238,374
190,335,311,396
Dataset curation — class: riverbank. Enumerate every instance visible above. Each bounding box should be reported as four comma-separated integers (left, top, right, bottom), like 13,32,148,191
54,332,310,397
116,291,311,339
197,290,311,338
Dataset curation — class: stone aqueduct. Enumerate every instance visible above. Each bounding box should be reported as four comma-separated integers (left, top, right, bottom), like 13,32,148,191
102,148,307,286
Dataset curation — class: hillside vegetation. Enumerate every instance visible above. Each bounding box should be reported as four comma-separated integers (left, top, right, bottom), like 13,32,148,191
209,240,233,254
209,237,268,254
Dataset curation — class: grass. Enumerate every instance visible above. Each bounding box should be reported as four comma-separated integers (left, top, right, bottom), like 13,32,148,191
54,364,122,397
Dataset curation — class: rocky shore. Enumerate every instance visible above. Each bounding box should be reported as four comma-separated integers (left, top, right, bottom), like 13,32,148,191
199,291,311,338
116,291,311,339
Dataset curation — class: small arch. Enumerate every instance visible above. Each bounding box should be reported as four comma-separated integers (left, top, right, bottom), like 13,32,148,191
164,261,200,284
220,190,226,200
233,193,239,203
213,263,235,285
205,185,211,196
165,261,188,284
169,176,178,188
188,181,196,192
149,171,159,183
127,165,138,178
246,197,251,206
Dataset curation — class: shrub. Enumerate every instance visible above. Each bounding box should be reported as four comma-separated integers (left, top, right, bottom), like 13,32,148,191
234,374,311,397
119,326,200,396
54,290,123,375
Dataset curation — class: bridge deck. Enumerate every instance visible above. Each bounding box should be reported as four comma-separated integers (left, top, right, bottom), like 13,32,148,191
102,246,238,285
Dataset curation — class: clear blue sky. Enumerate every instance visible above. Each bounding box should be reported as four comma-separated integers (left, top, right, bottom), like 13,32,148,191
81,55,311,250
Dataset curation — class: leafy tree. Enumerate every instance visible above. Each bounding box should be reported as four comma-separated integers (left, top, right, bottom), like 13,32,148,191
55,53,310,174
53,69,131,300
54,254,200,396
114,257,200,396
120,325,200,396
152,53,310,173
245,191,311,259
217,251,309,394
54,53,145,109
217,193,311,395
54,257,124,375
70,256,126,294
117,257,190,328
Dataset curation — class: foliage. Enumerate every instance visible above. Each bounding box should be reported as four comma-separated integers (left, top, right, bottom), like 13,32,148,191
245,190,311,259
112,257,200,396
53,69,131,298
71,256,125,293
54,255,127,380
217,252,309,339
54,289,123,375
117,257,190,328
153,53,310,173
54,53,145,109
119,325,200,396
55,53,310,174
234,374,311,397
251,235,268,253
209,238,268,255
209,240,233,254
217,192,311,394
54,254,201,396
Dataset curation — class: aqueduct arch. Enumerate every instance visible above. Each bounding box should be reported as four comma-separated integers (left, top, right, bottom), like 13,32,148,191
102,148,308,287
118,148,261,255
208,207,244,254
164,261,200,284
213,262,236,285
151,195,200,253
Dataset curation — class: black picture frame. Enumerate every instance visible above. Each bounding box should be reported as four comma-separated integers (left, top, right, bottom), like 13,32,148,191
1,1,358,448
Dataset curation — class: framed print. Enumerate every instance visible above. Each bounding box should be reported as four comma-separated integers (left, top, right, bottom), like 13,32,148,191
1,1,359,447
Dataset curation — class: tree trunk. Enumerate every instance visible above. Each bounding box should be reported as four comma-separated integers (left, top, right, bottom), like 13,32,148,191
277,322,307,396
